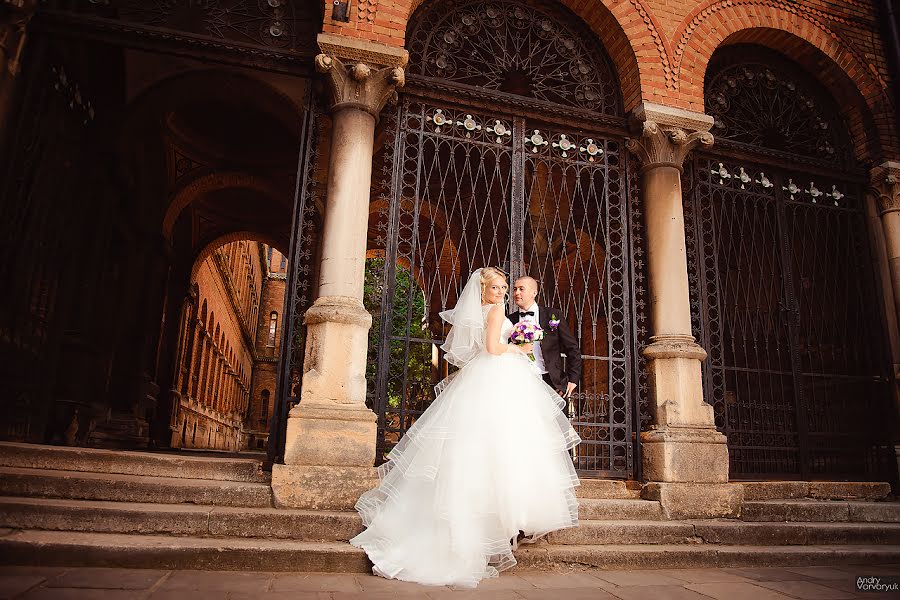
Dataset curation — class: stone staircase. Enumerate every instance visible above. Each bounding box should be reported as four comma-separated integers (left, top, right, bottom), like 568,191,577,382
1,441,899,571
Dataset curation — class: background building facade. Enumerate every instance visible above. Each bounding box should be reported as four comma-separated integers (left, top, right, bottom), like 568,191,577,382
0,1,898,514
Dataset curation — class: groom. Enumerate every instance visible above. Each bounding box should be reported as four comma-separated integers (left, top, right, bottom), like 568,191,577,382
508,276,581,407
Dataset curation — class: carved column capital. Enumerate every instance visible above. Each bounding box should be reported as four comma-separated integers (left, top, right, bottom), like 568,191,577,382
871,161,900,215
626,102,714,171
314,33,408,119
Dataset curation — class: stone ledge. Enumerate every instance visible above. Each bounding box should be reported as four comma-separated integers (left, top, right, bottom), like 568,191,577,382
632,101,714,133
317,33,409,68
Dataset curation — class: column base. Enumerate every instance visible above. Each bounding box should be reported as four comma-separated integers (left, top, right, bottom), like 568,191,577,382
301,296,372,406
272,464,379,510
641,425,729,483
643,336,714,427
283,401,377,467
642,482,743,519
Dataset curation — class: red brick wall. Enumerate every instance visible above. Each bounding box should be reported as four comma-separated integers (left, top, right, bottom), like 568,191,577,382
318,0,898,162
244,247,287,450
171,241,265,451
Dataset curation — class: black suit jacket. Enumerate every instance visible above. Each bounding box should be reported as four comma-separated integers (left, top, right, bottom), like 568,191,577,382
507,305,582,391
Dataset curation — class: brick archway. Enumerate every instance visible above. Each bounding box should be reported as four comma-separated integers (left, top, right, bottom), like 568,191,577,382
190,232,288,281
675,3,898,162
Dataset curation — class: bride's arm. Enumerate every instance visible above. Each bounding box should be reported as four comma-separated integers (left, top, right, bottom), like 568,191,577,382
485,304,522,356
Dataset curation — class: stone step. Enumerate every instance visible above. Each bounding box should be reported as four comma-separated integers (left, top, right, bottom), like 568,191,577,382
0,530,369,572
0,467,273,508
0,497,362,541
692,520,900,546
741,481,892,501
742,500,900,523
0,442,269,483
548,519,900,546
0,496,660,540
548,520,695,545
578,498,662,520
4,529,897,572
516,543,900,571
8,496,894,548
574,479,640,499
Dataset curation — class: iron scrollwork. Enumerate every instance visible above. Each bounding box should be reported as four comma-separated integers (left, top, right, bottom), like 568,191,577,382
705,50,853,168
407,0,622,116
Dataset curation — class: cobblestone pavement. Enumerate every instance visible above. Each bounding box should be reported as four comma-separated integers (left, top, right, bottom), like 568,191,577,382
1,564,898,599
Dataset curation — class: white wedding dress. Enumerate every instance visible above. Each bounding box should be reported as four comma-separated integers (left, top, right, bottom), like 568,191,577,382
350,272,580,587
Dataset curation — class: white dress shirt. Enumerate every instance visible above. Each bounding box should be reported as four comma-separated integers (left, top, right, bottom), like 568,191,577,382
518,302,547,374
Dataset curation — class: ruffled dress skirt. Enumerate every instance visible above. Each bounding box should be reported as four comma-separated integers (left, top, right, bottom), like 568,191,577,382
350,350,580,587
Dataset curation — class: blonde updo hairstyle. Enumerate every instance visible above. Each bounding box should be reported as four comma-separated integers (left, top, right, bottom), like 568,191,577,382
480,266,508,304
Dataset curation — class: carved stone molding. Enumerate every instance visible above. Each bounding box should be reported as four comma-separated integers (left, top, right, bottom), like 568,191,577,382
626,102,714,171
314,52,406,118
0,0,37,77
317,33,408,69
871,161,900,215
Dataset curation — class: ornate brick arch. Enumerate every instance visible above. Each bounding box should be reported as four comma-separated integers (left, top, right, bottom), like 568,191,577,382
674,2,897,161
402,0,651,112
190,233,286,281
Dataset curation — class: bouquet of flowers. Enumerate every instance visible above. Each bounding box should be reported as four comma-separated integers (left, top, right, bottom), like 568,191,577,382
510,320,544,361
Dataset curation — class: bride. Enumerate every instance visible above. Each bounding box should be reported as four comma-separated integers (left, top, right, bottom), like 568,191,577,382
350,267,581,587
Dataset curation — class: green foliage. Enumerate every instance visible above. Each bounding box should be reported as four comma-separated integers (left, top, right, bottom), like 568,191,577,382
363,258,435,411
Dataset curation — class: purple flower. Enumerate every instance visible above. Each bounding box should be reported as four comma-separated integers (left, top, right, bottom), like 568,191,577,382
510,320,544,361
549,314,560,332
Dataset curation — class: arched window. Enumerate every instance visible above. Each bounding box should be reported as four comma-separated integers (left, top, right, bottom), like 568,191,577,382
267,311,278,347
407,0,622,116
279,254,286,271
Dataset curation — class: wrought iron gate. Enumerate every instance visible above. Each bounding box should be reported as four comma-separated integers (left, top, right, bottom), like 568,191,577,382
266,91,324,466
686,156,896,479
368,97,634,478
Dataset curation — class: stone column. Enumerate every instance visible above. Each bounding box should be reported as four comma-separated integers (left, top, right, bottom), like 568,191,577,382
870,161,900,473
872,163,900,334
271,34,407,510
626,102,742,519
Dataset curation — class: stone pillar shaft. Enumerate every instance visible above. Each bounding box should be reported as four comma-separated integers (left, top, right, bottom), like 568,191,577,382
271,34,408,511
874,163,900,327
870,162,900,478
627,102,741,519
318,107,376,300
641,164,693,339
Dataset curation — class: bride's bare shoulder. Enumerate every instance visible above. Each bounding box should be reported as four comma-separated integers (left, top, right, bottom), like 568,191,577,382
485,303,504,321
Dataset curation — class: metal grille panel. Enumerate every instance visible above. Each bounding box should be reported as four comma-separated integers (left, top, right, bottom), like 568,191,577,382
688,157,894,479
370,97,634,477
521,127,631,474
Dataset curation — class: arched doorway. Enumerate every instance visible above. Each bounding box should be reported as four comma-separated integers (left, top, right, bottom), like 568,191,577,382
687,45,896,480
167,239,289,453
0,15,324,452
366,0,636,478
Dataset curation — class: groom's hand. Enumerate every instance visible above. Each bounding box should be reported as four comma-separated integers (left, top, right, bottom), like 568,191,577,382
564,382,577,398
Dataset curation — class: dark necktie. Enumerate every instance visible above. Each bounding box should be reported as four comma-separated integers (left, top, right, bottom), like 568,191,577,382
519,311,535,317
